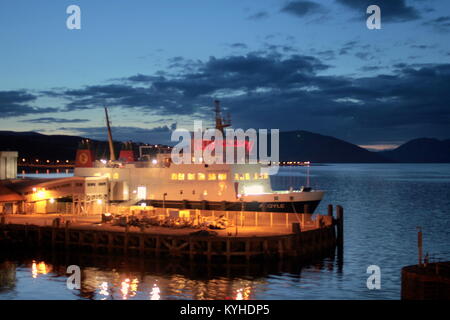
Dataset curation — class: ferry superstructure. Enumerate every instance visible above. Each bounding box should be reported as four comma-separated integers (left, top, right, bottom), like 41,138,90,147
74,104,324,213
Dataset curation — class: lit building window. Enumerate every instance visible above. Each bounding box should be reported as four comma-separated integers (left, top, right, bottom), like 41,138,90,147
234,173,240,180
171,173,178,180
208,173,217,180
218,173,227,181
263,173,269,179
178,173,185,180
198,173,206,180
244,173,250,180
254,173,259,180
113,173,119,180
187,173,196,180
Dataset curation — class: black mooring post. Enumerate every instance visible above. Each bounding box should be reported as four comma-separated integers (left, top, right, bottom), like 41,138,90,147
327,204,333,217
336,205,344,257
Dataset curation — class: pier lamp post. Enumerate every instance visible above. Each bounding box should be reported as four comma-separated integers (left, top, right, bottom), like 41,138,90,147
163,193,167,209
236,197,244,236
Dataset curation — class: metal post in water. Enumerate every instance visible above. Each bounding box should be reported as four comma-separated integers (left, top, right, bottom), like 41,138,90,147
417,227,423,266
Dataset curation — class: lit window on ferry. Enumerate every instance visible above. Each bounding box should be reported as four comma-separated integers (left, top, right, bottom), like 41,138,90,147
208,173,217,180
171,173,178,180
218,173,227,181
187,173,195,180
203,190,208,196
198,173,206,180
178,173,185,180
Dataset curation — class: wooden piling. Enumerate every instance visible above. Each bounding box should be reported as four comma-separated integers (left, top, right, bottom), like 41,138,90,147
65,221,69,249
107,233,113,254
327,204,333,217
292,222,301,234
336,205,344,252
139,234,145,256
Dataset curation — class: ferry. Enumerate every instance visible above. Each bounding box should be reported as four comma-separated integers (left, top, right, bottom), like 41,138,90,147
74,103,324,213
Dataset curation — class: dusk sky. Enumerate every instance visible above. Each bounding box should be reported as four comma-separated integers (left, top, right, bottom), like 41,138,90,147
1,0,449,150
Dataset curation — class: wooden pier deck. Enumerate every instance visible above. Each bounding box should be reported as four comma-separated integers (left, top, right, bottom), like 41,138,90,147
0,205,344,262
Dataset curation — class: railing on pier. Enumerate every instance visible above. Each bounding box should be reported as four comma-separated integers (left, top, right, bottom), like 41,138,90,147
106,205,334,231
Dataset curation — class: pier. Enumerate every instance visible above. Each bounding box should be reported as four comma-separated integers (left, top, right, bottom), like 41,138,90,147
0,205,343,262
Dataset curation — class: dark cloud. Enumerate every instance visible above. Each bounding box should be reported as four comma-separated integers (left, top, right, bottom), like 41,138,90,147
410,44,435,50
339,41,359,55
281,1,324,18
61,124,177,145
41,51,450,145
247,11,269,20
359,65,383,72
315,50,336,61
355,51,373,61
0,90,58,117
20,117,89,124
423,16,450,31
55,53,329,116
229,43,248,50
126,74,166,83
336,0,420,22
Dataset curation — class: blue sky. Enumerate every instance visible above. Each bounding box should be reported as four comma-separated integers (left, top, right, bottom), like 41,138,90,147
1,0,449,149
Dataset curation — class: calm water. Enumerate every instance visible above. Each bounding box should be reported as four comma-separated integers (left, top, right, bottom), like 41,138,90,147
1,164,450,300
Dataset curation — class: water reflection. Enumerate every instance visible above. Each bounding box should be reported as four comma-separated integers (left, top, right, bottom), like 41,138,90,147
0,262,16,292
6,164,449,299
150,284,160,300
120,278,130,299
0,250,336,300
31,261,51,278
99,282,109,299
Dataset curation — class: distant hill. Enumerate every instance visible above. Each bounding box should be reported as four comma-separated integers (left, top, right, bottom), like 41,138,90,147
0,131,82,161
0,131,113,161
278,131,391,163
381,138,450,163
0,130,448,163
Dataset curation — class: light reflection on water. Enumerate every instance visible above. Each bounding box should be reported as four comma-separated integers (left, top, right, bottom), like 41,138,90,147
0,253,337,300
1,164,450,300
